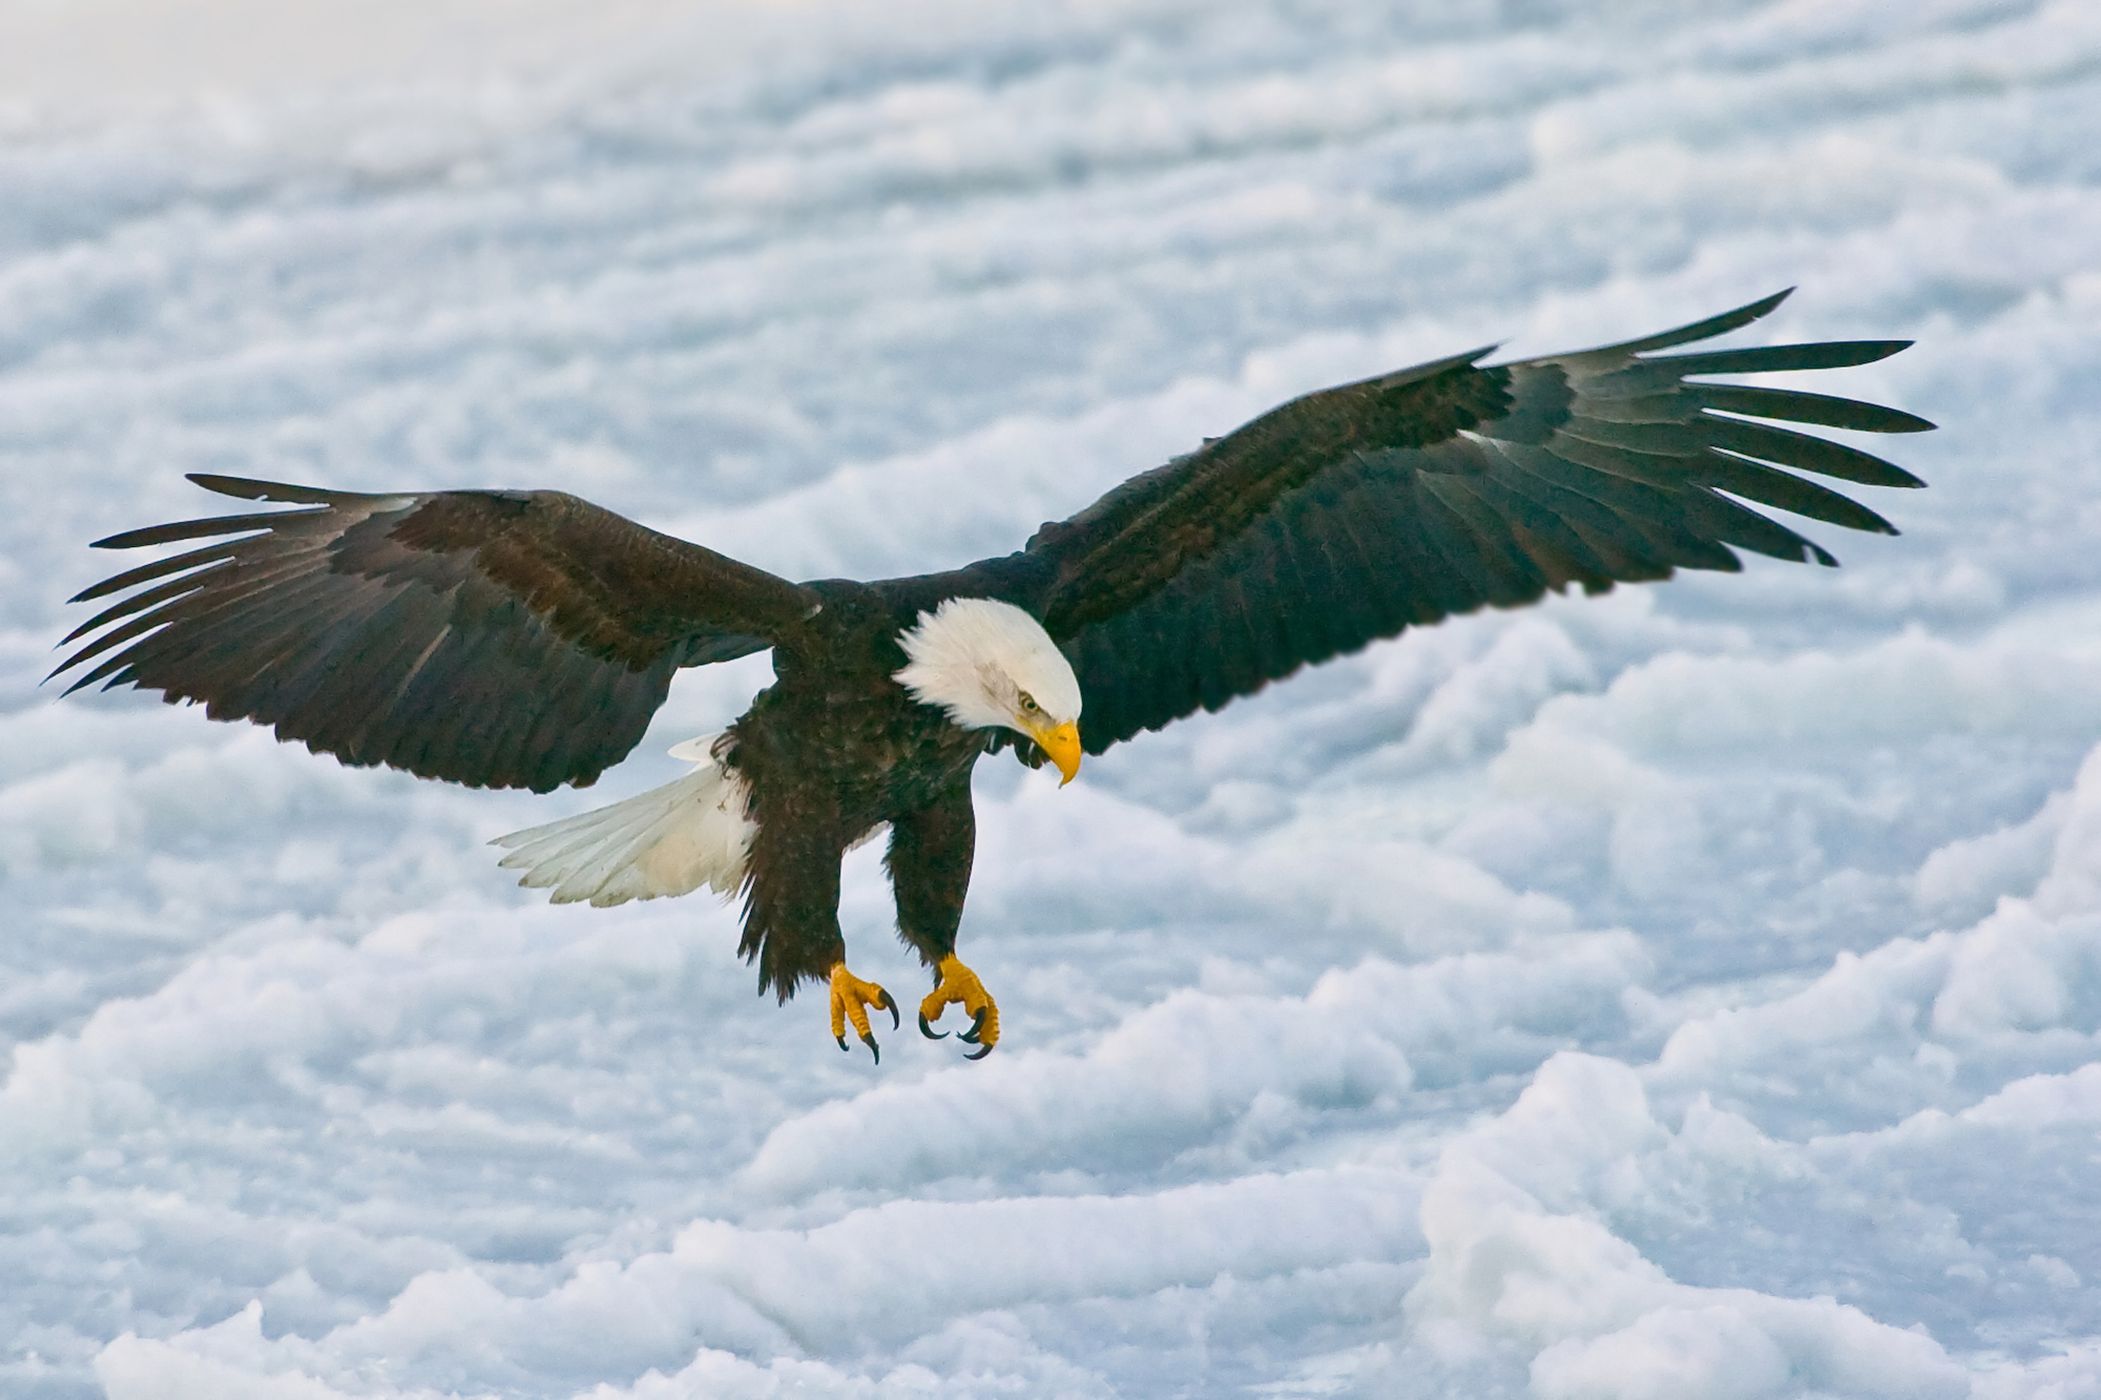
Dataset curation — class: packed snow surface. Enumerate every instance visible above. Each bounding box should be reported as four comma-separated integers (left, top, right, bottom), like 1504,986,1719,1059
4,2,2100,1395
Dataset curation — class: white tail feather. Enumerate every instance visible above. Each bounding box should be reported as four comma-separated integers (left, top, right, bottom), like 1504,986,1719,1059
491,734,755,908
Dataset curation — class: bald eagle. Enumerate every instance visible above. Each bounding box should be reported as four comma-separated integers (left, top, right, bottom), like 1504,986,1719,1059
54,290,1930,1060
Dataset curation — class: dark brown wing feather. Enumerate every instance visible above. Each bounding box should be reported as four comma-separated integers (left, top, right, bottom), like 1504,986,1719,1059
1008,290,1932,754
53,475,820,791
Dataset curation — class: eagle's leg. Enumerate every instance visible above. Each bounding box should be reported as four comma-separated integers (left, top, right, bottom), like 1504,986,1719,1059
740,801,895,1059
885,782,1001,1058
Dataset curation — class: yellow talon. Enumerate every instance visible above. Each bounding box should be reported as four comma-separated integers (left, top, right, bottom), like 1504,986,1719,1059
917,954,1000,1059
828,963,897,1063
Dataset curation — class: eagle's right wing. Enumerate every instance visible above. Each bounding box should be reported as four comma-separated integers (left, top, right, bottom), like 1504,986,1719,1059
54,475,819,792
1006,290,1931,755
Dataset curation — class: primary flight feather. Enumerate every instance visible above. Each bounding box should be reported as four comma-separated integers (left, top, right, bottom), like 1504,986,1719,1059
54,290,1932,1060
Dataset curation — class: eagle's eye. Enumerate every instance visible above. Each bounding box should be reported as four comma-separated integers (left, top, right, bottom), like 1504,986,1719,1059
1019,692,1039,714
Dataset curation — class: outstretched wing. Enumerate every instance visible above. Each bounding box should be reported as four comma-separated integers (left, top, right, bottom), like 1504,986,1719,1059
53,475,820,791
1010,289,1932,754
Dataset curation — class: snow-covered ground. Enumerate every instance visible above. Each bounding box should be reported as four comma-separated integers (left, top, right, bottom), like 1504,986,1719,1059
4,2,2099,1395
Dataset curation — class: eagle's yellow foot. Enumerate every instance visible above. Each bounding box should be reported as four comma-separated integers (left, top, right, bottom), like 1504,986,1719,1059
917,954,1000,1060
829,963,898,1064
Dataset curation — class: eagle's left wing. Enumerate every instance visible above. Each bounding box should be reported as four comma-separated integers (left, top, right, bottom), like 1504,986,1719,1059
1004,290,1931,756
53,475,820,792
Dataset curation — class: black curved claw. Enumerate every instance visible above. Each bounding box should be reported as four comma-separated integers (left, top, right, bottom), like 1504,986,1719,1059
965,1041,995,1061
919,1011,947,1040
836,1035,849,1053
957,1008,990,1045
877,988,900,1031
859,1029,880,1065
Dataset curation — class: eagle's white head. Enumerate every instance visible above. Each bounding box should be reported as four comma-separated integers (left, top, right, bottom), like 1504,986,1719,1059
894,597,1085,784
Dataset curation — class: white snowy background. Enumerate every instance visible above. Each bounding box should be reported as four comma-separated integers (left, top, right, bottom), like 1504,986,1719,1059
3,1,2098,1395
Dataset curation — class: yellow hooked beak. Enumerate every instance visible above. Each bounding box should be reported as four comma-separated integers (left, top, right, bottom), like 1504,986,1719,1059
1029,719,1083,786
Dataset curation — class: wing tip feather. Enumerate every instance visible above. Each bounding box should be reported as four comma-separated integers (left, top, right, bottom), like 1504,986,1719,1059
1591,287,1798,357
186,473,345,504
